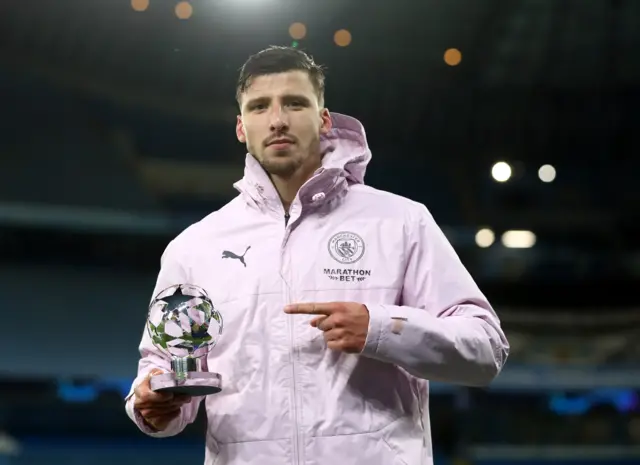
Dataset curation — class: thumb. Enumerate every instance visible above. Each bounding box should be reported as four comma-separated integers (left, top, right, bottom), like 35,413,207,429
310,316,326,328
148,368,164,378
145,369,165,386
140,368,172,400
134,369,165,399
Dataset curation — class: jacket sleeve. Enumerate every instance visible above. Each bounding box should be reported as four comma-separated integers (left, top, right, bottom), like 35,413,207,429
360,204,509,386
124,240,205,437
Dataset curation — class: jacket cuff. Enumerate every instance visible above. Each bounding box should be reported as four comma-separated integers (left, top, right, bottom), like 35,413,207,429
361,304,390,357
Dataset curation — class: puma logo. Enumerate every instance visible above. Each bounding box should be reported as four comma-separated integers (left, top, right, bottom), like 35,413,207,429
221,246,251,267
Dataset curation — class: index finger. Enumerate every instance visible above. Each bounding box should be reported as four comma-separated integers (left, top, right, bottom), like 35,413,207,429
284,302,338,315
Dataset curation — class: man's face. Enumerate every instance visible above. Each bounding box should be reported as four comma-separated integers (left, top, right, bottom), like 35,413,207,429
236,71,332,178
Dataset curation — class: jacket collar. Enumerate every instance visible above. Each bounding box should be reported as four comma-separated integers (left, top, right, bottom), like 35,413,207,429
233,112,372,215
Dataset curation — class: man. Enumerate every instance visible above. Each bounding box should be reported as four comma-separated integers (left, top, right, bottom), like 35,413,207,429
125,46,509,465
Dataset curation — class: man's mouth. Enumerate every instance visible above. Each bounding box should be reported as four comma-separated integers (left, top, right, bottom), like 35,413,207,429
267,138,294,149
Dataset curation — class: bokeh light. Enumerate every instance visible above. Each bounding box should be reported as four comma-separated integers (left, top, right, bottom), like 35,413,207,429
175,1,193,20
444,48,462,66
289,22,307,40
131,0,149,12
334,29,352,47
502,230,537,249
538,164,557,183
491,161,512,182
475,228,495,248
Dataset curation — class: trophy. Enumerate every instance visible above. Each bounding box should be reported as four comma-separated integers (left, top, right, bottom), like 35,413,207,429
146,283,223,396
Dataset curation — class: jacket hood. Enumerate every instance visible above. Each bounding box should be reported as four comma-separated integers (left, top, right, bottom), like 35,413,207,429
233,112,372,211
317,112,371,185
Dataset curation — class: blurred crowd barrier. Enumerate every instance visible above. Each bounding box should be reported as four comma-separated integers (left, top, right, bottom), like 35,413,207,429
503,309,640,367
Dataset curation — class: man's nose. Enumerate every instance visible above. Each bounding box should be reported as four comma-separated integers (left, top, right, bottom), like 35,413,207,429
269,105,289,132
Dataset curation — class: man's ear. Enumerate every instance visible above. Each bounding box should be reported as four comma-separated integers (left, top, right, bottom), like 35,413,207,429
236,115,246,143
319,108,332,135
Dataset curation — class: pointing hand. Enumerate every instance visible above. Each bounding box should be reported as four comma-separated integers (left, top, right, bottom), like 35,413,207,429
284,302,370,353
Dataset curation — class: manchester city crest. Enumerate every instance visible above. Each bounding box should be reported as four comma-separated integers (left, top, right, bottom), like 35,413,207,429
328,231,365,264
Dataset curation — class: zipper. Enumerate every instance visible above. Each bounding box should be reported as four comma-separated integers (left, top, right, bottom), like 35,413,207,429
281,211,299,465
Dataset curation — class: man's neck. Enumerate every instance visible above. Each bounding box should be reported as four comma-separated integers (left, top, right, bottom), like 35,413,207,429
271,159,321,213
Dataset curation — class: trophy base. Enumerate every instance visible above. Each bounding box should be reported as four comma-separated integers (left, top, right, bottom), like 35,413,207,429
150,372,222,396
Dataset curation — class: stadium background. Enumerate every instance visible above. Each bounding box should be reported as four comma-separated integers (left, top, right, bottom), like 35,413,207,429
0,0,639,464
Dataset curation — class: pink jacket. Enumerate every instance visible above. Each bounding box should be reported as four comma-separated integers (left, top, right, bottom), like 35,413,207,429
125,113,509,465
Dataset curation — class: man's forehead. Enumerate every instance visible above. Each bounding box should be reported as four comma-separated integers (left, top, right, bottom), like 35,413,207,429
244,71,315,98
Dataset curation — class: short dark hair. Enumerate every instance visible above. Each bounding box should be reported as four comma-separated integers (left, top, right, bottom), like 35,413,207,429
236,46,326,106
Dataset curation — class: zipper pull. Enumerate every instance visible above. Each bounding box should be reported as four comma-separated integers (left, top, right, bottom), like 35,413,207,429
284,212,290,226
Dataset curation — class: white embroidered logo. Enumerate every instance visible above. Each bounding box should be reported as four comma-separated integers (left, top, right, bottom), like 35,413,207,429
328,231,365,264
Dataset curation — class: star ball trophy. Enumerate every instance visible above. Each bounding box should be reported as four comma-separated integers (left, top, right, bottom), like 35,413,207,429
146,283,224,396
